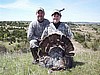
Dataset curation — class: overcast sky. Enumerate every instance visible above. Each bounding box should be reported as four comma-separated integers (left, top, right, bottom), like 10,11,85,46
0,0,100,22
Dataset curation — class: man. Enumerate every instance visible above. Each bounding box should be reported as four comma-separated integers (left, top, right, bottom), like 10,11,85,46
27,7,50,64
41,9,73,40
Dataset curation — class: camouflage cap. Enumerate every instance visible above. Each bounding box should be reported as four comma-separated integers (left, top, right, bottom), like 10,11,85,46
51,9,61,16
36,7,45,13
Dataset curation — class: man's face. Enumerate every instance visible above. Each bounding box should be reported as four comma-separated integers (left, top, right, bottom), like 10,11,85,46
52,13,61,23
36,10,45,22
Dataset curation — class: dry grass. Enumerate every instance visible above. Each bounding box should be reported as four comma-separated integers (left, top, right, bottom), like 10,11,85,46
0,49,100,75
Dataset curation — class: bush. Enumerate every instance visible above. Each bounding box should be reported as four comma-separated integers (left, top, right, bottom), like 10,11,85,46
73,32,85,43
91,39,100,51
0,44,7,53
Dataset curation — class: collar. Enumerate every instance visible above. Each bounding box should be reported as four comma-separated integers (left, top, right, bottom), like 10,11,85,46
38,19,44,23
53,21,61,29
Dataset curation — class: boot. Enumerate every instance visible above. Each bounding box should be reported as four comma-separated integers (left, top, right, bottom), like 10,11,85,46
30,47,39,64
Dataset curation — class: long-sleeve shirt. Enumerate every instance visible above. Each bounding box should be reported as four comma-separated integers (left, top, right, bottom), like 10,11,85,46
41,22,73,39
27,19,50,41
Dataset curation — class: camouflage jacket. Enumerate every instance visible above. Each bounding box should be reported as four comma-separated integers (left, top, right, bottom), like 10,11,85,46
41,22,73,39
27,19,50,41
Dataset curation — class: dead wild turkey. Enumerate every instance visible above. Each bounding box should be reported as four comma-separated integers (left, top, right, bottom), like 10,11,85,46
38,33,74,70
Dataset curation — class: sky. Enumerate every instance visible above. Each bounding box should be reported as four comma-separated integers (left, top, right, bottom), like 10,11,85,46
0,0,100,22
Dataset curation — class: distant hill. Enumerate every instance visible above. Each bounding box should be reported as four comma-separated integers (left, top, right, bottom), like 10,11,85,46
72,22,100,25
0,21,100,25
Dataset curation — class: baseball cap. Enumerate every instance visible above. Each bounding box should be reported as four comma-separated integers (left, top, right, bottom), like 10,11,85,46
51,9,61,16
36,7,45,13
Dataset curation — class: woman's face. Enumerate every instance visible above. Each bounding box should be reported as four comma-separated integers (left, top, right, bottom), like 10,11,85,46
52,14,61,23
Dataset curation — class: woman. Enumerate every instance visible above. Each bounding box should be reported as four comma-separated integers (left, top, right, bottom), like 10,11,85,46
41,9,73,40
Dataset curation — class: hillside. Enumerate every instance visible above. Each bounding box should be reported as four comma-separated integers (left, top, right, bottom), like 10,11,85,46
0,21,100,75
0,39,100,75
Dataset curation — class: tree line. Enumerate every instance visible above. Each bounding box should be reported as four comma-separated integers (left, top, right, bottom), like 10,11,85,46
0,21,30,44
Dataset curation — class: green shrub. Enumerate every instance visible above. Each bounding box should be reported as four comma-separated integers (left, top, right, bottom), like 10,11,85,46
73,32,85,43
91,39,100,51
82,42,89,48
